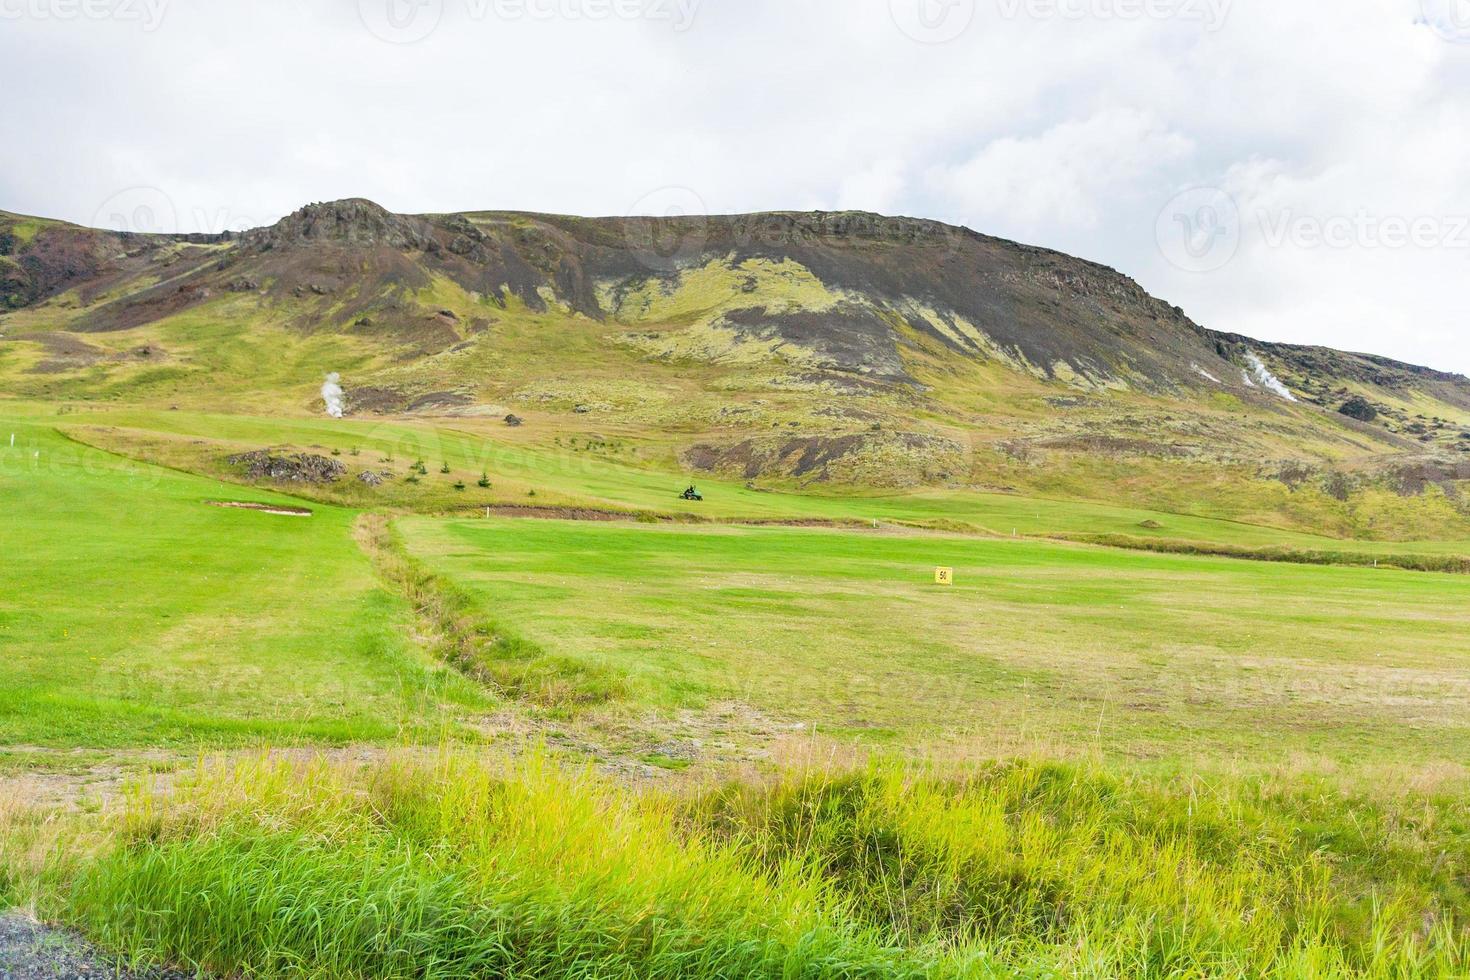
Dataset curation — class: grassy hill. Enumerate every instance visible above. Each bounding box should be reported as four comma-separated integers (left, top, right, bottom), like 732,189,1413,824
3,200,1470,539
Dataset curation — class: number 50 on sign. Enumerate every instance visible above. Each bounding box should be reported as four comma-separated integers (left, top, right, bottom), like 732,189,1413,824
934,567,954,586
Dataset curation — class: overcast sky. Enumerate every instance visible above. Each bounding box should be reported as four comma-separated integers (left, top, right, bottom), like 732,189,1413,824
3,0,1468,372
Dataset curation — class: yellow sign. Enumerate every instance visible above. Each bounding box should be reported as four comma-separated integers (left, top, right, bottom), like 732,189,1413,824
934,567,954,586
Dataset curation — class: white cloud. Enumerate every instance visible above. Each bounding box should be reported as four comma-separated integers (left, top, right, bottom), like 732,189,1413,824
837,159,907,213
931,109,1194,232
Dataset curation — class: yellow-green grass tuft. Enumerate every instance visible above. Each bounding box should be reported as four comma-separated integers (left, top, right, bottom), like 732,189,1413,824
12,750,1469,978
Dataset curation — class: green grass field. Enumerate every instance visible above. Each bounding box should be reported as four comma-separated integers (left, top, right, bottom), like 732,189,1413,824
4,398,1470,977
0,407,486,749
397,516,1470,769
4,394,1470,773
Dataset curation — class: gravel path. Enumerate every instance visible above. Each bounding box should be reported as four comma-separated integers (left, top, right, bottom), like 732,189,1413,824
0,914,190,980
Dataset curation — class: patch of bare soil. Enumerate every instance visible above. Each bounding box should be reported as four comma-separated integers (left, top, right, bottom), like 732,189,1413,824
342,385,409,413
405,391,474,413
0,748,177,810
19,331,106,374
682,431,963,485
206,500,312,517
495,702,814,783
618,703,815,776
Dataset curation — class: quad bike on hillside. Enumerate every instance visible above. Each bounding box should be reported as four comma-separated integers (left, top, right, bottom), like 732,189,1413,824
680,485,704,502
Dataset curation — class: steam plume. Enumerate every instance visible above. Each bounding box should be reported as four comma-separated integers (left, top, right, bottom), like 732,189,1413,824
1244,352,1297,402
322,372,345,418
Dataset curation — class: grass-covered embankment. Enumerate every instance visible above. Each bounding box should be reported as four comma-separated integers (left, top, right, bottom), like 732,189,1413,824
5,751,1467,978
355,513,625,711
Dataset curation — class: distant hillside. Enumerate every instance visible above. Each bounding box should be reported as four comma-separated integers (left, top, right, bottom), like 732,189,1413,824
3,199,1468,535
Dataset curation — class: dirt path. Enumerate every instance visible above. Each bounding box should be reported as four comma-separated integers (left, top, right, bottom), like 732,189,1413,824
0,913,189,980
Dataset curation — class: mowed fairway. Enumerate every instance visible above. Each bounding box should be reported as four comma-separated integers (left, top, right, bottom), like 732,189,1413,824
0,411,483,748
400,515,1470,768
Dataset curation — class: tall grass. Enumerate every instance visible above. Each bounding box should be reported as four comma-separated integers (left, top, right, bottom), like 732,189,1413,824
355,514,626,712
13,751,1468,978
